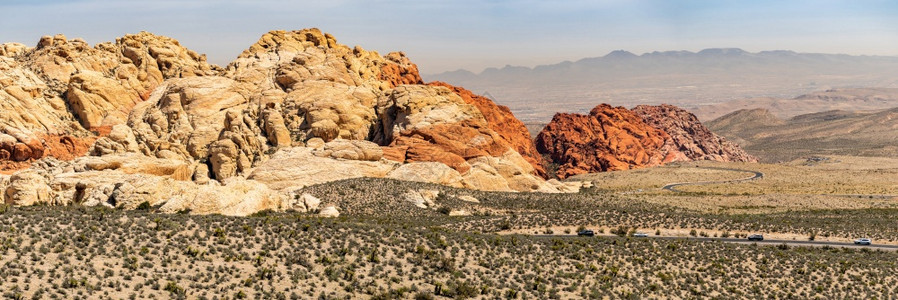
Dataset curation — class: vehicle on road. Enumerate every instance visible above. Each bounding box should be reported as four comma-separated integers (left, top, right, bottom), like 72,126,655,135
854,238,872,245
577,230,595,237
747,234,764,241
632,233,649,237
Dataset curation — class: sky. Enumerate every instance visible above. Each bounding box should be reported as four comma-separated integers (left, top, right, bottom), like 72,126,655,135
1,0,897,74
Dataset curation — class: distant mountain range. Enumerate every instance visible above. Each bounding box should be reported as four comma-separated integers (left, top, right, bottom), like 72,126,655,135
425,49,898,123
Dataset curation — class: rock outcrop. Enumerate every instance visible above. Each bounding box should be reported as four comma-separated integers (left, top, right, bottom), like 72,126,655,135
1,28,583,215
632,104,757,163
427,81,545,176
536,104,679,178
536,103,757,178
0,32,219,172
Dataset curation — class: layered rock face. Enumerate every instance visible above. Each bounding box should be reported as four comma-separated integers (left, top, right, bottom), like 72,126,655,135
1,29,581,214
427,81,546,176
536,104,679,178
536,103,756,179
632,104,757,163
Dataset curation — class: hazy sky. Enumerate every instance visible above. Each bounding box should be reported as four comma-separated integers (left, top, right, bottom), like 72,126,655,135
2,0,897,73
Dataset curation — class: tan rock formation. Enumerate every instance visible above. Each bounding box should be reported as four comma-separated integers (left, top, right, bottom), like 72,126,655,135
0,28,583,214
386,162,464,188
248,147,397,191
312,139,383,161
66,71,140,129
4,170,54,205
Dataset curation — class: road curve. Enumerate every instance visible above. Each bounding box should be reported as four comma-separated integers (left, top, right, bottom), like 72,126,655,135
532,235,898,251
662,167,764,192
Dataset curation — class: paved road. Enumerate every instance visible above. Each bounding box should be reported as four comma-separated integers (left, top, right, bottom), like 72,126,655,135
532,234,898,251
662,167,764,192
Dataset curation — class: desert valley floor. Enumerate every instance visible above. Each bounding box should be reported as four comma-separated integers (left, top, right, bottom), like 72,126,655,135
2,155,898,299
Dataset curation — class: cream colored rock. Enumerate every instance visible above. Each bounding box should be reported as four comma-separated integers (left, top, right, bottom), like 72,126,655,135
127,77,269,180
193,163,210,184
0,57,74,134
373,85,482,143
318,205,340,218
262,106,292,147
79,183,116,208
305,137,325,149
455,195,480,203
313,139,383,161
0,174,9,203
90,124,139,155
209,139,239,180
249,147,396,191
448,209,471,217
4,170,54,205
72,153,192,181
0,43,28,57
300,193,321,212
226,29,420,143
386,162,464,188
66,71,140,129
403,189,440,209
158,177,284,216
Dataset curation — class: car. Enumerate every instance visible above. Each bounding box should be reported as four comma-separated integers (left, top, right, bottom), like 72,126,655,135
577,230,595,237
747,234,764,241
632,233,649,237
854,238,872,245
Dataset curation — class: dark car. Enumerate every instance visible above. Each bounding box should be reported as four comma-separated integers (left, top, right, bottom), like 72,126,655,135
747,234,764,241
577,230,595,237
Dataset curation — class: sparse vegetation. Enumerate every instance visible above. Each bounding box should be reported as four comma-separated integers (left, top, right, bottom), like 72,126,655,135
0,176,896,298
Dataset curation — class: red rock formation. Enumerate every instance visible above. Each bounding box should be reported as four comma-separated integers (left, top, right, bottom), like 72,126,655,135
0,134,94,173
383,119,514,173
535,104,679,178
380,52,423,88
633,104,757,163
428,81,546,177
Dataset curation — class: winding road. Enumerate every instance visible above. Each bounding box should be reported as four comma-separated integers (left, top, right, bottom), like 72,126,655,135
662,167,764,192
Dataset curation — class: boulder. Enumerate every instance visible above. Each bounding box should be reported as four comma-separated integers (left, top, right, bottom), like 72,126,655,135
90,124,139,155
65,71,140,129
403,189,440,209
313,139,383,161
386,162,464,188
4,170,54,205
300,193,321,212
318,205,340,218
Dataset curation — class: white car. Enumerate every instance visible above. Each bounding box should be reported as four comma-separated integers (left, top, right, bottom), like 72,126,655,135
854,238,872,245
632,233,649,237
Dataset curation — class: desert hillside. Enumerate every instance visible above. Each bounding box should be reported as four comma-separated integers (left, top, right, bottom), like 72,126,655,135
708,107,898,162
690,88,898,121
